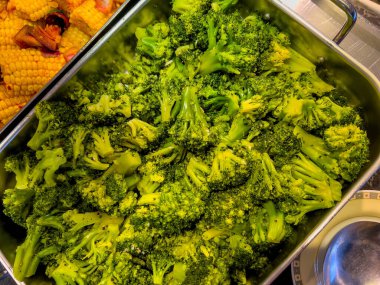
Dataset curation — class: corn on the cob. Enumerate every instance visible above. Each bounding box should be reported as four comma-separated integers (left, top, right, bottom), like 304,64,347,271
0,0,7,19
0,13,29,58
70,0,111,36
1,49,66,97
59,25,90,54
55,0,85,12
7,0,59,21
0,104,22,121
0,95,31,109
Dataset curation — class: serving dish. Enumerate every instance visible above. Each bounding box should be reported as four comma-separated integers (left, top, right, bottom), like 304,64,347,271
0,0,379,284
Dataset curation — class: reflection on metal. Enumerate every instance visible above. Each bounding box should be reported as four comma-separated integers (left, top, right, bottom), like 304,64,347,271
330,0,357,44
315,218,380,285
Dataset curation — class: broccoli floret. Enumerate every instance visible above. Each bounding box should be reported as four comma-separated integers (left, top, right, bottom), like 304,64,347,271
13,214,63,281
277,96,361,131
78,150,141,214
79,94,132,124
208,143,253,191
32,148,67,187
199,13,256,75
172,0,208,14
324,124,369,181
27,101,76,151
250,201,288,244
2,188,34,227
201,89,240,118
254,122,301,167
186,156,211,194
294,126,339,174
4,151,35,190
90,127,114,158
112,118,162,151
155,59,186,123
135,22,173,60
68,125,89,168
133,180,205,234
246,151,283,200
278,153,342,225
169,86,211,151
220,115,251,146
211,0,239,11
137,142,186,195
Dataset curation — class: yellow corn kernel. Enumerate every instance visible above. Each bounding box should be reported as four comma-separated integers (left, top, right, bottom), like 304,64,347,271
0,0,7,19
0,12,29,59
55,0,85,12
70,0,111,36
59,25,90,54
0,96,31,110
7,0,59,21
0,104,21,120
1,49,66,97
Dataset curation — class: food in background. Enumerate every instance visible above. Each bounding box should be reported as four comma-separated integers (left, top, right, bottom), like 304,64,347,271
0,0,125,128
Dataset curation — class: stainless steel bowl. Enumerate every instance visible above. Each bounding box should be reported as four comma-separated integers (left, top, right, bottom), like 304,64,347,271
0,0,379,284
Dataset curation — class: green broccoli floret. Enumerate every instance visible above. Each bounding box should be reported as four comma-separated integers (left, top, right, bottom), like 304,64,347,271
4,151,36,190
133,180,205,234
246,151,283,200
79,94,132,124
112,118,162,151
13,214,63,281
199,13,256,75
32,148,67,187
68,125,89,168
2,187,34,227
27,101,76,151
149,256,174,285
323,124,369,181
169,86,211,151
44,210,124,284
277,96,361,131
90,127,114,158
211,0,239,11
208,143,253,191
254,122,301,167
78,150,141,214
279,153,342,225
137,142,186,195
155,59,186,123
201,89,240,118
250,201,288,244
186,156,211,194
46,254,87,285
220,115,251,146
116,219,164,257
294,125,338,173
135,22,173,60
172,0,208,14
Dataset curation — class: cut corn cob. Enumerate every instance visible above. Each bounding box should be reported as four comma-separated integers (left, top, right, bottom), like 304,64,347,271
70,0,111,36
1,49,66,97
7,0,59,21
0,104,22,121
55,0,85,12
59,25,90,54
0,0,7,19
0,13,29,59
0,95,32,109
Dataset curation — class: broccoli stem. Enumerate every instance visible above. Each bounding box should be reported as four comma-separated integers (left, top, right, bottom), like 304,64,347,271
138,193,161,206
13,226,42,281
152,260,174,285
263,201,286,243
221,115,251,145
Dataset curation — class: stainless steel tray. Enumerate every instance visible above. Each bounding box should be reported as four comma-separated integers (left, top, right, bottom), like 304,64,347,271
0,0,379,284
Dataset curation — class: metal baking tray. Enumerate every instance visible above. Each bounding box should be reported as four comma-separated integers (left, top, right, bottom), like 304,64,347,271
0,0,379,284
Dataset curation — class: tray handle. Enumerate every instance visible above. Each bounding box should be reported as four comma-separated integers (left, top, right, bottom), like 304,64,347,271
330,0,357,44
